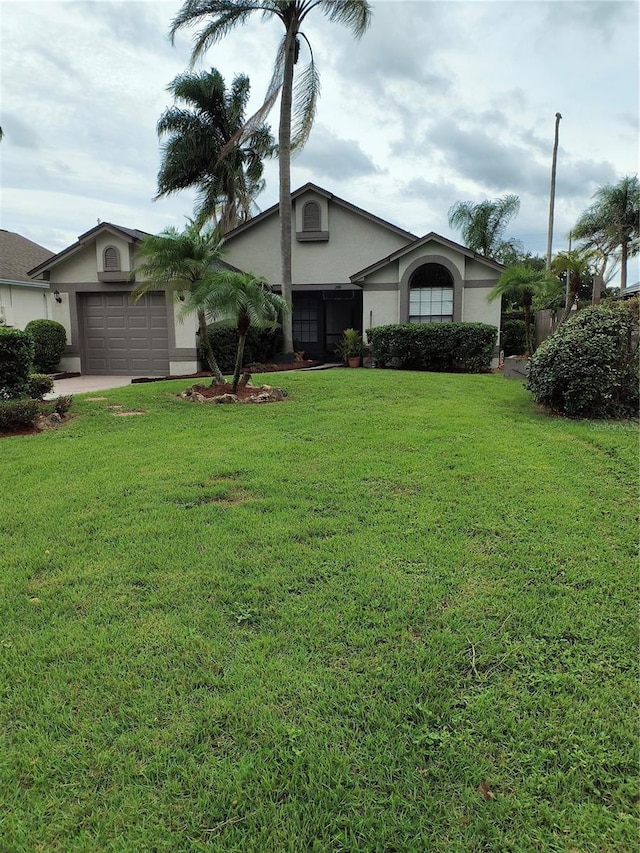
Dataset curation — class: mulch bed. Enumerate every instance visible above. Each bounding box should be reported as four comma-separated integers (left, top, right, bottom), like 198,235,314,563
132,360,321,384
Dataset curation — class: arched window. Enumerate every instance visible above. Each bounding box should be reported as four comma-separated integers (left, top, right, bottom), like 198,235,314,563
302,201,321,232
103,246,121,271
409,263,454,323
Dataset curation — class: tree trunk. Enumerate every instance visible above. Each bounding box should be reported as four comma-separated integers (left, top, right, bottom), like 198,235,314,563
198,309,224,386
278,25,297,355
546,112,562,271
523,299,534,356
232,327,248,392
620,238,628,294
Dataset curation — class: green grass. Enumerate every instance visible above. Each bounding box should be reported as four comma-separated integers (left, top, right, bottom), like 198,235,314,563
1,370,638,852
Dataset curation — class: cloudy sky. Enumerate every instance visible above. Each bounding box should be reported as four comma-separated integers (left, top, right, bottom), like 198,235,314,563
1,0,638,282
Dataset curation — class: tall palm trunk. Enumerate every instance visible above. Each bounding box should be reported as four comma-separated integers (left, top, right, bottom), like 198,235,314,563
546,112,562,271
198,309,224,385
278,26,297,355
523,292,534,356
620,238,628,294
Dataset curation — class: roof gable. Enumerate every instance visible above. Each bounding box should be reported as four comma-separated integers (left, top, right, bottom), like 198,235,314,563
223,183,418,243
28,222,151,278
350,232,505,281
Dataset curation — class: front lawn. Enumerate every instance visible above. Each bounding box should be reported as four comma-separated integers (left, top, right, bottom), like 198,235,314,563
1,370,637,852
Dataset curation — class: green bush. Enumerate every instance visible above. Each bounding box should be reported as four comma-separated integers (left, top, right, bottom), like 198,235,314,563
27,373,54,400
0,398,40,432
367,323,498,373
200,325,283,372
54,395,73,416
527,301,639,419
24,319,67,372
501,320,528,356
0,327,35,399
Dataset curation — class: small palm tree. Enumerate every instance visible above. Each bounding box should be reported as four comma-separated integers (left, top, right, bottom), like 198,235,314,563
551,248,597,320
132,221,226,383
448,195,523,262
184,271,289,392
170,0,373,353
490,266,561,356
156,68,274,230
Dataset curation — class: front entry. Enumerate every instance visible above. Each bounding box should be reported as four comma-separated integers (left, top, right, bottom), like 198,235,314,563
292,290,362,359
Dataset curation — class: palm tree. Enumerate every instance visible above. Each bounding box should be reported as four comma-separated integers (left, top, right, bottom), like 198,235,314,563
448,195,523,262
184,270,288,391
169,0,373,354
489,266,561,356
573,175,639,293
156,68,274,230
550,248,596,320
132,221,226,384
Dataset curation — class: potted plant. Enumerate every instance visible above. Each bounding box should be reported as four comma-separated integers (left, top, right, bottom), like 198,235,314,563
335,328,364,367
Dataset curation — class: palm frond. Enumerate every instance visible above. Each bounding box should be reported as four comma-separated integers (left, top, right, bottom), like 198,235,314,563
316,0,372,36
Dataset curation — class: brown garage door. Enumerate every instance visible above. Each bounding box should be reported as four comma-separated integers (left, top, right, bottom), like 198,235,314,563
81,291,170,376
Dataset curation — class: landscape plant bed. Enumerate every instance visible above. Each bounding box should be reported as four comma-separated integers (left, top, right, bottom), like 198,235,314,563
2,371,637,852
181,381,287,403
131,360,322,384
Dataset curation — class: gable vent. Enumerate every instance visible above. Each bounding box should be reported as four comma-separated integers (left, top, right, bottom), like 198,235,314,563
302,201,321,231
103,246,121,271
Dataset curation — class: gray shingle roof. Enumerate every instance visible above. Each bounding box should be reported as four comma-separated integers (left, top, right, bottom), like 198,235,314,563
0,230,54,282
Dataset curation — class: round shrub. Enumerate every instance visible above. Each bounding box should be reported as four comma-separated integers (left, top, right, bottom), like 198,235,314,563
527,301,639,419
27,373,55,400
0,327,34,399
24,319,67,372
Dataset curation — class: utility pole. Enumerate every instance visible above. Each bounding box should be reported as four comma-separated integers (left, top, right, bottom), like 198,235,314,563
546,112,562,271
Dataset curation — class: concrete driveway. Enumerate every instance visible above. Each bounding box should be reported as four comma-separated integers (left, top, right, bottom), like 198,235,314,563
46,375,137,398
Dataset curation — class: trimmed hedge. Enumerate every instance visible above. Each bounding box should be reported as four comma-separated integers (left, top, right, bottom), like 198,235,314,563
27,373,55,400
0,327,34,399
500,319,528,356
0,398,40,432
24,319,67,372
367,323,498,373
200,325,283,372
527,301,639,419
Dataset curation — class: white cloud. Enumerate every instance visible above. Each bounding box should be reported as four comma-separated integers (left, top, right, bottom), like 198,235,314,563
0,0,637,281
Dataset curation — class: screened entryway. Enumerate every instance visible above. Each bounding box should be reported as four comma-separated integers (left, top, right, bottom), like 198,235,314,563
291,290,362,358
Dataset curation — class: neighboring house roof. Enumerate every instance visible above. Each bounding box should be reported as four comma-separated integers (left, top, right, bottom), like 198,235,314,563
350,232,505,282
623,280,640,295
222,182,419,243
28,222,152,278
0,229,55,283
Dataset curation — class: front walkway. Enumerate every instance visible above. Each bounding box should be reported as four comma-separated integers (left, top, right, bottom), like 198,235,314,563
45,375,137,399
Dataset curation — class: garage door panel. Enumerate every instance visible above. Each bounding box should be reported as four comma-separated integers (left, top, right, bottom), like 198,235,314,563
81,292,170,376
105,294,127,308
86,316,106,329
129,317,150,330
107,316,126,329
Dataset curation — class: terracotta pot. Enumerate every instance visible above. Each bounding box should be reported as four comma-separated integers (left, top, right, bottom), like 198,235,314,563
347,356,361,368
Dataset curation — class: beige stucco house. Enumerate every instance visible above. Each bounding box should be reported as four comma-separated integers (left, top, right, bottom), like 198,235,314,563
0,230,55,329
27,183,503,376
223,183,503,358
28,223,200,376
